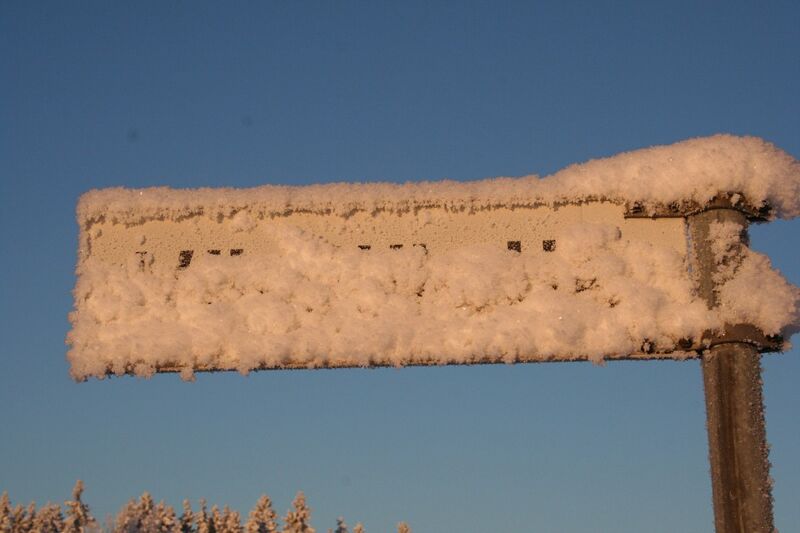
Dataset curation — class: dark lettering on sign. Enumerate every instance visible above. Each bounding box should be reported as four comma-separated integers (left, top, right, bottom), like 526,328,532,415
136,251,147,271
178,250,194,268
230,249,243,256
507,241,521,253
543,240,556,252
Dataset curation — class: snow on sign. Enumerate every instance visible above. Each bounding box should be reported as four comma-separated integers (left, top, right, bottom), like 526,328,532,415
67,135,800,380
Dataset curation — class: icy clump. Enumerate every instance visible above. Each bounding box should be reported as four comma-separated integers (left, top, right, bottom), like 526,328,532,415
708,221,746,285
708,220,800,336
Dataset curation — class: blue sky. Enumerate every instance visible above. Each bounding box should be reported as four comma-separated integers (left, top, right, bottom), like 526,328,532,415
1,2,798,531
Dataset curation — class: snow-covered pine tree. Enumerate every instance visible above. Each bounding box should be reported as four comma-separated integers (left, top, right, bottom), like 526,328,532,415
195,500,211,533
138,493,155,527
244,496,277,533
142,495,175,533
218,507,229,533
30,503,63,533
210,506,224,533
18,502,37,533
10,504,26,533
113,498,140,533
0,493,12,533
147,501,179,533
351,524,363,533
333,517,348,533
179,500,194,533
221,507,241,533
62,481,95,533
139,505,158,532
280,493,314,533
396,522,410,533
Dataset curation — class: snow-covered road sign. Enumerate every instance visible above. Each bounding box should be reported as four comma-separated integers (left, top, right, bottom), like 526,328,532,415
66,134,800,533
67,135,799,380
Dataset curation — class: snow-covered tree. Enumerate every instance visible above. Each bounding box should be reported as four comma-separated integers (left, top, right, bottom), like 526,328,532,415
140,503,158,533
0,488,387,533
149,501,179,533
10,504,27,533
113,499,140,533
179,501,194,533
17,502,37,533
63,481,95,533
244,496,277,533
195,500,211,533
210,506,224,533
138,493,155,524
222,507,241,533
281,493,314,533
0,493,13,533
396,523,410,533
333,518,347,533
115,496,178,533
30,503,63,533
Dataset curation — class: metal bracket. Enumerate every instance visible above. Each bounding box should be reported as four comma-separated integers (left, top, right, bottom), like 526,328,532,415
624,194,771,221
701,323,784,353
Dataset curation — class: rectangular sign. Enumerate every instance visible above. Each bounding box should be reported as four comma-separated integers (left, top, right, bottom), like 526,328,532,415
68,197,722,380
66,136,800,379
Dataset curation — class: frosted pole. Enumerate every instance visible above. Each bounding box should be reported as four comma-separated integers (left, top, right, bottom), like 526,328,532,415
688,209,774,533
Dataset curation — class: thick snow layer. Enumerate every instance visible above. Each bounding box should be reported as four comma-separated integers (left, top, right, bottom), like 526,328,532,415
707,220,799,334
67,224,703,379
67,222,799,380
77,135,800,224
67,135,800,379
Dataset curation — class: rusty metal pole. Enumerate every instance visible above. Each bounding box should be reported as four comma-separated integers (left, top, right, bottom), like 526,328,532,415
688,208,774,533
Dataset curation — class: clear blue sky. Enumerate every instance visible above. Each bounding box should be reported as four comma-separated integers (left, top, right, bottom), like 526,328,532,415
1,2,798,531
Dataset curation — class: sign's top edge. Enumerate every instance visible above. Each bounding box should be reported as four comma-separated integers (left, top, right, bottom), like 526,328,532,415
78,134,800,224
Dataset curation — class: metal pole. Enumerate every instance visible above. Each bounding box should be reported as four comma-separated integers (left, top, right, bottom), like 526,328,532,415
688,209,774,533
